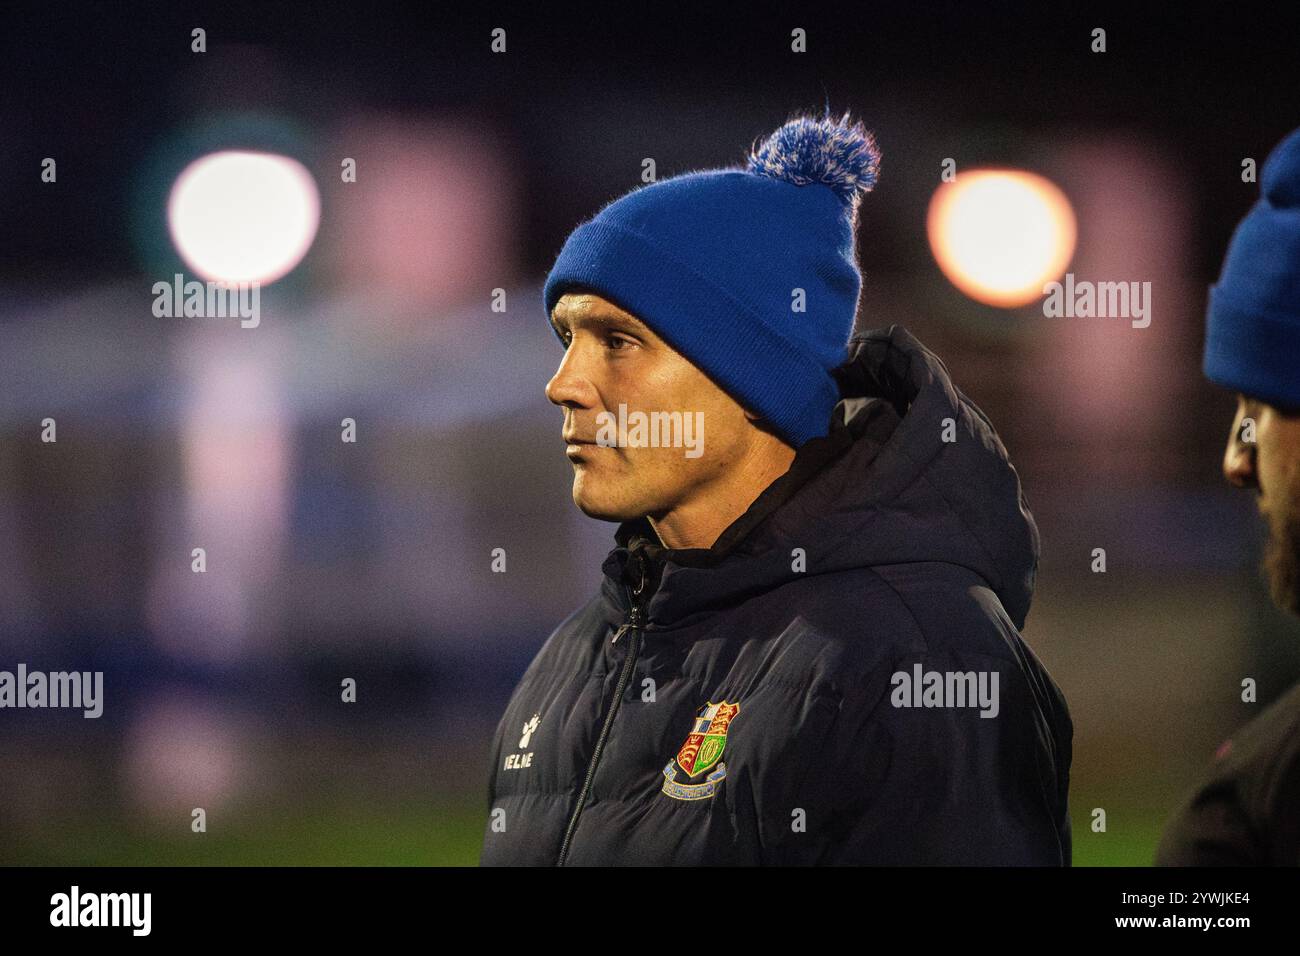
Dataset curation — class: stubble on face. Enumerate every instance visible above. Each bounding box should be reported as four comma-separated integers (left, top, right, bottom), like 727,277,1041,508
1262,461,1300,616
1247,400,1300,617
546,293,748,525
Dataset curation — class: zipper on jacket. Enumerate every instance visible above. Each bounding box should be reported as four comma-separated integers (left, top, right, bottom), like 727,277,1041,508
556,552,650,866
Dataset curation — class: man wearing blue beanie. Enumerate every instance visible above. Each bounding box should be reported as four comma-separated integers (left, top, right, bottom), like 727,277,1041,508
481,108,1073,865
1158,126,1300,866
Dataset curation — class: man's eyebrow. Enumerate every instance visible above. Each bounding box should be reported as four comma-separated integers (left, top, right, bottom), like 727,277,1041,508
551,311,641,331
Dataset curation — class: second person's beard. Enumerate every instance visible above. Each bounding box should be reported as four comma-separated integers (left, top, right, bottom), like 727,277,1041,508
1264,470,1300,617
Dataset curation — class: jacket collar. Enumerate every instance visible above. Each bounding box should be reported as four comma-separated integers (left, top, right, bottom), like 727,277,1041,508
598,377,881,623
598,324,1040,632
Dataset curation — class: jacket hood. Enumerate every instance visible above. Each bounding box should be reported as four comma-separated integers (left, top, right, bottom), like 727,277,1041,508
601,325,1040,631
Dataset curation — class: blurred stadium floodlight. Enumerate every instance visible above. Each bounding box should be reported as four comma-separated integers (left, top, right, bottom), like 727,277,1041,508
927,168,1076,308
167,150,320,285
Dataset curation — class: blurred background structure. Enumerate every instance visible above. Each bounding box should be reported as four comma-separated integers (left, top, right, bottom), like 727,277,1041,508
2,3,1300,865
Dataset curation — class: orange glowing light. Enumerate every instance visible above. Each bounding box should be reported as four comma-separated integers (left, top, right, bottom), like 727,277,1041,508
927,169,1076,308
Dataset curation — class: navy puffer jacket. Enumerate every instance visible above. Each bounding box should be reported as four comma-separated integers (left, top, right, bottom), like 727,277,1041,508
481,325,1073,866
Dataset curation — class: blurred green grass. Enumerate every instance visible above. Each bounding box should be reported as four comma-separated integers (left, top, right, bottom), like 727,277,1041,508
8,795,487,866
1070,809,1167,866
10,798,1164,866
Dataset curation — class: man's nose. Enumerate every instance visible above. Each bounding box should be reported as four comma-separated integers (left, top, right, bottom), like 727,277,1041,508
544,346,595,408
1222,420,1257,489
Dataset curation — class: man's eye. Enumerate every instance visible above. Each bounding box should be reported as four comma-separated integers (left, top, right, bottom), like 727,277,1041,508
555,330,633,350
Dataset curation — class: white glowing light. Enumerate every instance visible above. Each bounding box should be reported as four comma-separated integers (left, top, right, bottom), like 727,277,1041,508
168,150,320,285
928,169,1076,308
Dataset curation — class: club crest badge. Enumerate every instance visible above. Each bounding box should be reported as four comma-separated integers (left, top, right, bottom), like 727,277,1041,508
661,700,740,801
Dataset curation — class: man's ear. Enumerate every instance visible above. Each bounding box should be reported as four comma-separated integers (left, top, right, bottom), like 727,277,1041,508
743,408,790,445
737,399,797,447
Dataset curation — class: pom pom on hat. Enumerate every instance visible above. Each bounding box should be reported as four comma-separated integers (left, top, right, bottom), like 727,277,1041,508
746,107,881,209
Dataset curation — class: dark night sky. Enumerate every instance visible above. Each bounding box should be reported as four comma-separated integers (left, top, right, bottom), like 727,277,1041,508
3,1,1298,284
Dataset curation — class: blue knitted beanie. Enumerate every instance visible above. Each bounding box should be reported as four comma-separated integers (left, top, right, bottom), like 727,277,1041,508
1204,126,1300,410
542,109,881,447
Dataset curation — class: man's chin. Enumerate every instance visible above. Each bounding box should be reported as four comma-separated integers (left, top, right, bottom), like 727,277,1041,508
573,498,640,523
570,480,642,524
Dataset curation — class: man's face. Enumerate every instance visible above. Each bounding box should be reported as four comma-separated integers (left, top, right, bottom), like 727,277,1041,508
544,292,757,523
1223,394,1300,614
